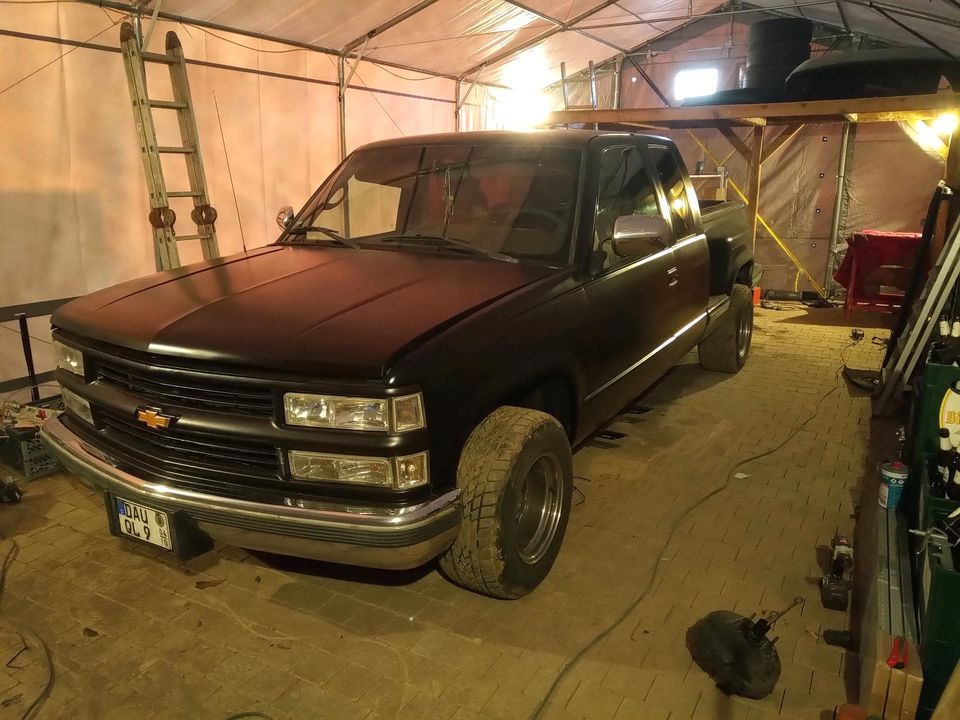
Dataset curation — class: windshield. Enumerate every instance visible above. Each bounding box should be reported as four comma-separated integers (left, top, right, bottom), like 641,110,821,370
282,143,582,264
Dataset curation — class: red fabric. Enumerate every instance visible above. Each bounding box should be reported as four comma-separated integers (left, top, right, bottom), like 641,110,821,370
833,230,924,294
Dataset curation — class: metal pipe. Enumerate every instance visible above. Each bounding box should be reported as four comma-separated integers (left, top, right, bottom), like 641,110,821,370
15,313,40,404
79,0,469,83
454,79,461,131
613,54,622,111
826,122,854,299
337,55,347,162
0,27,456,105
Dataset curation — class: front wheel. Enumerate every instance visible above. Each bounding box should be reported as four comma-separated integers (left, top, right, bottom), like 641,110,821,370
698,284,754,373
439,406,573,599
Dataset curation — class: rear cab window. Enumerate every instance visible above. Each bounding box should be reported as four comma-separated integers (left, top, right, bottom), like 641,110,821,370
647,144,700,239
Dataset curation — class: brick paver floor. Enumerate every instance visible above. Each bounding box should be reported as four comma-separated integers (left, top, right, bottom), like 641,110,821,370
0,305,891,719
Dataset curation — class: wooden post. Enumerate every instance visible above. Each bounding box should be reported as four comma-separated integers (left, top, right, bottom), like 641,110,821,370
746,125,765,252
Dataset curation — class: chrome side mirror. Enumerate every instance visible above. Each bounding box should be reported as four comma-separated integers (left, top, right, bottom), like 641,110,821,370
276,205,295,231
612,215,673,258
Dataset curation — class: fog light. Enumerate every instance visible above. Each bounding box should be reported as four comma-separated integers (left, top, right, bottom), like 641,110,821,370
289,451,393,486
61,387,93,424
287,450,429,489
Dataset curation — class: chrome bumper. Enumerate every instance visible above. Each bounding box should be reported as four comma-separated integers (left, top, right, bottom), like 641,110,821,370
40,416,461,570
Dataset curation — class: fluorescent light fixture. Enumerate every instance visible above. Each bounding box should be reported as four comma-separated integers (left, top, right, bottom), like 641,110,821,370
932,112,958,136
674,68,719,102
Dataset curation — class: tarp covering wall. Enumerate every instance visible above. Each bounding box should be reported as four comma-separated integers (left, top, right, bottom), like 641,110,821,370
613,13,947,294
0,2,453,385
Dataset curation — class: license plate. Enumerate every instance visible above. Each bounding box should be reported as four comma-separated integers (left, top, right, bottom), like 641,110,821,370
115,498,173,550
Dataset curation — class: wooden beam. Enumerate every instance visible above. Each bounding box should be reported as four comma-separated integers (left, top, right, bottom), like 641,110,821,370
761,124,804,164
546,92,960,128
746,126,765,253
718,127,751,162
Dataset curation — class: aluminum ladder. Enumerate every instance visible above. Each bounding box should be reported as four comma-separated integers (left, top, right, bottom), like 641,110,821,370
120,21,219,271
876,214,960,413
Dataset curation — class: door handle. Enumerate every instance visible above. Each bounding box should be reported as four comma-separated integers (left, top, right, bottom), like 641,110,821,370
668,278,679,287
667,266,678,287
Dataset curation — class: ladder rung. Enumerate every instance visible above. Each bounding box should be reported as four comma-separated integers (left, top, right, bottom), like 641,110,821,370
158,146,196,154
142,51,176,64
168,190,203,198
175,234,210,242
149,99,188,109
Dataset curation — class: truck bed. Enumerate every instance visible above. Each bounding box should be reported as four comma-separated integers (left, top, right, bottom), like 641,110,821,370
701,200,753,294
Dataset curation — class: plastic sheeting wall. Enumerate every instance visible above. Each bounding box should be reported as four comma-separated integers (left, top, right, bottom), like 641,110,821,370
0,2,454,384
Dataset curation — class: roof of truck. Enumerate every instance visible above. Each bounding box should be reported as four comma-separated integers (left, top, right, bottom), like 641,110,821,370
358,129,656,151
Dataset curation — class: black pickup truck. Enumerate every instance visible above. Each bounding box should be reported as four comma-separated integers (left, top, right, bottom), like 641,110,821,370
42,130,753,598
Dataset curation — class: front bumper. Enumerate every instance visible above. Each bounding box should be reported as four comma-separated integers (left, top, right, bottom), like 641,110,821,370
40,415,461,570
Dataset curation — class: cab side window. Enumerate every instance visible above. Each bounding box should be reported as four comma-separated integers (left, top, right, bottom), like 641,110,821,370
593,146,662,274
648,145,696,238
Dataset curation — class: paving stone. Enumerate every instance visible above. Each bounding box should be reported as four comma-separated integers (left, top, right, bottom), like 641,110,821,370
0,307,886,719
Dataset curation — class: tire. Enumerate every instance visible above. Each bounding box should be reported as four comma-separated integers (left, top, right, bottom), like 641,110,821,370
749,18,813,45
439,406,573,599
699,284,754,373
744,64,797,90
747,42,810,68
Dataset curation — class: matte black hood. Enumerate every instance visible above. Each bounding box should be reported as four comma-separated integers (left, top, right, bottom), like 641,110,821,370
53,245,555,379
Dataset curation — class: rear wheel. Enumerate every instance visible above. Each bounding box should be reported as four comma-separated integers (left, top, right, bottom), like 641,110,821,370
439,406,572,599
699,284,753,373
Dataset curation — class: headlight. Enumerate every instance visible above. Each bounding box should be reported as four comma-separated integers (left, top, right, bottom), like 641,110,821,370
54,340,84,377
283,392,425,432
284,394,387,431
61,387,93,424
288,450,429,489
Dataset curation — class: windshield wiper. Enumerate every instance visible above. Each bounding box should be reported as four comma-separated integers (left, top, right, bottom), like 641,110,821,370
284,225,361,249
379,234,518,264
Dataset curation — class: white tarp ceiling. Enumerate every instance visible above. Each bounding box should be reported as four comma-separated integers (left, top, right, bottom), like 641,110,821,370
93,1,960,88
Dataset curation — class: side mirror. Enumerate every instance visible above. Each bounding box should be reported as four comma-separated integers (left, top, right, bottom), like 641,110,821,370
276,205,295,231
612,215,673,258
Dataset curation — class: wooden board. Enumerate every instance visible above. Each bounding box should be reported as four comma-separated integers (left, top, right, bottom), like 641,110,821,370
547,92,960,129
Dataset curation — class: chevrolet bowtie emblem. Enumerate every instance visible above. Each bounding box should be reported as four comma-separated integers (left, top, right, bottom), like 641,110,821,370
136,407,176,430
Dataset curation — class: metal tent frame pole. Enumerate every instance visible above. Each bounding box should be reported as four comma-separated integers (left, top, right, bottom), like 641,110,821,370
826,122,856,299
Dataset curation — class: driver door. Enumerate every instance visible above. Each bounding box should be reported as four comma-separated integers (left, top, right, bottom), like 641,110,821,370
582,143,678,421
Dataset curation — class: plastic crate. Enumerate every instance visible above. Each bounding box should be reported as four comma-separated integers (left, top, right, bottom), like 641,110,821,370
915,538,960,720
0,426,59,480
0,396,63,481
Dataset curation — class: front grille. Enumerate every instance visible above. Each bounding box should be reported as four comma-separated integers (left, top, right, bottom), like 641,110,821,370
98,409,281,481
96,358,274,416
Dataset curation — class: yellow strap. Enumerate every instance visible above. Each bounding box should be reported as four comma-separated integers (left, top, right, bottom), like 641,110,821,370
686,131,827,298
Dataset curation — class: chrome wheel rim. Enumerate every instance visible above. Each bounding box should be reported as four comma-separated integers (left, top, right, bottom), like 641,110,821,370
737,308,753,359
514,454,563,565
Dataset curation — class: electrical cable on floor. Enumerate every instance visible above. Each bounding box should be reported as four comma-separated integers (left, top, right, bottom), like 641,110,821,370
0,539,55,720
529,341,859,719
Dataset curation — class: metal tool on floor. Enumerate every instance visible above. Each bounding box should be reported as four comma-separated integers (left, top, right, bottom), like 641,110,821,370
820,533,854,611
120,21,219,271
0,478,22,504
686,596,803,699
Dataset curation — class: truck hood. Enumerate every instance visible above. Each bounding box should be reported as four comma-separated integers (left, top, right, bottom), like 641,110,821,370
53,245,557,379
